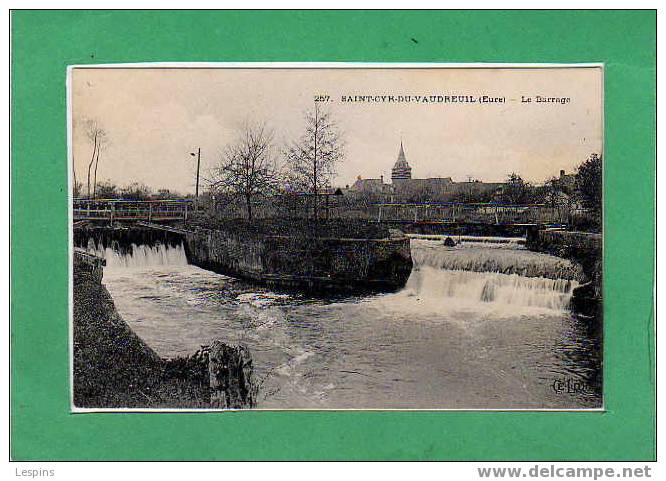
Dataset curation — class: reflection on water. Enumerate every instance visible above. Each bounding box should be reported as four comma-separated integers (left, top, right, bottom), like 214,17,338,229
98,239,602,409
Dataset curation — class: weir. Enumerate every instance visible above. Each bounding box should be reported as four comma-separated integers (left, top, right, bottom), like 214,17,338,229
74,226,186,257
410,239,585,281
526,229,602,318
405,239,580,312
83,231,579,313
405,266,577,312
89,230,601,409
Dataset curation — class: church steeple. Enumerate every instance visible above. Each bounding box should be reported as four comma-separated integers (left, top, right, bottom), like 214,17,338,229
391,141,412,183
398,141,406,162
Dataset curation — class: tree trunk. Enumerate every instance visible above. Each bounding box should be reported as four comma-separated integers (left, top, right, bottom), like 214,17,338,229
246,193,252,220
313,106,319,222
92,148,101,198
86,134,97,198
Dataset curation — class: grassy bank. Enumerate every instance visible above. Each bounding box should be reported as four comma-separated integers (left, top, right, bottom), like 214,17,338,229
73,262,210,409
184,215,391,239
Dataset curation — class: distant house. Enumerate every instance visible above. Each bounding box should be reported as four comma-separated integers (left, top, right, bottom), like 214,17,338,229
350,177,387,194
557,169,577,193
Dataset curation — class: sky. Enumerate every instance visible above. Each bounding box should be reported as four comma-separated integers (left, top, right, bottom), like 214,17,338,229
71,66,603,195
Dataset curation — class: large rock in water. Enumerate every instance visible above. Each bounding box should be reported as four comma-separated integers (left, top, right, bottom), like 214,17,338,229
208,340,257,409
571,282,603,319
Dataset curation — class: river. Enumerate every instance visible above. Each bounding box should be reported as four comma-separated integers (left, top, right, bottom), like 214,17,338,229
92,236,602,409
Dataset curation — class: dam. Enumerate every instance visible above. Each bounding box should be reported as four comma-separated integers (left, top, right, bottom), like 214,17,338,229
76,221,413,292
78,231,602,409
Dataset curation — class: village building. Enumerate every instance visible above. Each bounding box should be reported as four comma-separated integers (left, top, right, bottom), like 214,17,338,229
349,141,505,203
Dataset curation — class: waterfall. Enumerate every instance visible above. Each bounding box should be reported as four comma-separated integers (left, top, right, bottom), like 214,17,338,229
86,239,188,269
410,239,584,281
404,266,577,311
407,240,580,312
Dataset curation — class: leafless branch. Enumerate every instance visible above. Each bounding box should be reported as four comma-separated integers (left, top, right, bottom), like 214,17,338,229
283,103,344,220
210,120,278,220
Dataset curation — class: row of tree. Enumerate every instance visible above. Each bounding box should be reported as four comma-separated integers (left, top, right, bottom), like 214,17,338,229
73,180,183,201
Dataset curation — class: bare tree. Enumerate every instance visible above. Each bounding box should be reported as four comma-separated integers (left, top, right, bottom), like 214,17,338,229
83,119,107,198
72,163,78,196
92,139,105,198
211,121,278,220
284,103,344,220
73,180,83,198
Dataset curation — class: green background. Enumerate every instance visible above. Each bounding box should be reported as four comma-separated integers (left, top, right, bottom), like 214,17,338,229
10,10,656,461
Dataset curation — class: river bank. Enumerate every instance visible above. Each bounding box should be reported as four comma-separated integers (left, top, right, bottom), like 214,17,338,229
73,256,210,409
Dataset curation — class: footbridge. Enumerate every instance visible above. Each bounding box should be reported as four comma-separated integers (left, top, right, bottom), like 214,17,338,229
73,198,193,225
369,202,573,236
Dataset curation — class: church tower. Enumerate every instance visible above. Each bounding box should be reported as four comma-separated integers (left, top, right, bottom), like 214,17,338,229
391,141,412,184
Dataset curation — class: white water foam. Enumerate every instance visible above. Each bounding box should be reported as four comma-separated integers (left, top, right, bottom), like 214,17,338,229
86,240,188,269
236,292,292,308
402,266,577,312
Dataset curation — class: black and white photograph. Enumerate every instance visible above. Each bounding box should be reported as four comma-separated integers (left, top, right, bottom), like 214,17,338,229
70,65,603,411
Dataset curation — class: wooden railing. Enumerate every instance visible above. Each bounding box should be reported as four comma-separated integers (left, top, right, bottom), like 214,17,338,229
73,198,193,223
372,202,583,226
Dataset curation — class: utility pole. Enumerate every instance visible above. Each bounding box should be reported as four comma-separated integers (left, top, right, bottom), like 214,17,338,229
190,147,201,209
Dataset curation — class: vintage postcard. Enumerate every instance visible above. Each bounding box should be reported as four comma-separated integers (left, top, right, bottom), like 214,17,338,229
69,64,603,411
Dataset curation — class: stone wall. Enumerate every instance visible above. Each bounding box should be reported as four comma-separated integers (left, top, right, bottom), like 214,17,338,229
185,228,413,291
385,221,533,237
73,249,105,283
